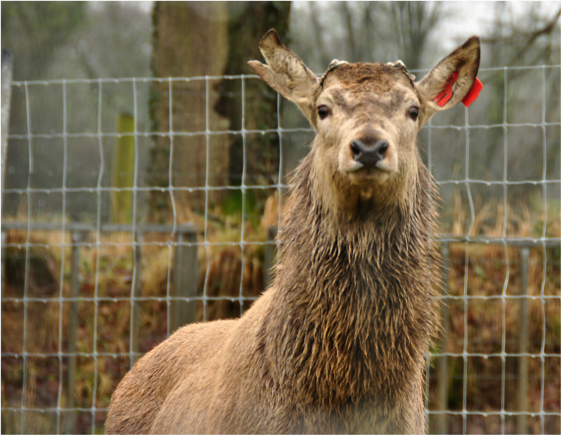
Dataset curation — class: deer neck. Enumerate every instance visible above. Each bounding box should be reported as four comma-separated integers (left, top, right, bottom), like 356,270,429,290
267,151,437,408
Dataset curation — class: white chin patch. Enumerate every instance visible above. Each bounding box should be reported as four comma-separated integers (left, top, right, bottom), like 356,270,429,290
375,159,398,173
343,161,364,173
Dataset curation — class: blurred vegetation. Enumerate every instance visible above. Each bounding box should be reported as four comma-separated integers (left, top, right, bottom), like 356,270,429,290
2,2,559,221
2,1,152,220
1,2,86,81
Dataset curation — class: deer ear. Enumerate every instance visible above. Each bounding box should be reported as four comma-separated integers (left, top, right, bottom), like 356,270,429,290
416,36,481,125
248,29,320,125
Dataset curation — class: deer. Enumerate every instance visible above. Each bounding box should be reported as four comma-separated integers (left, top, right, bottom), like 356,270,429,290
106,30,481,434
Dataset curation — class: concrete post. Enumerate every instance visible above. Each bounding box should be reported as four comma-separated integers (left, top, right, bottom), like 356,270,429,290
517,248,530,434
65,231,86,434
170,226,198,333
435,242,451,434
131,232,142,365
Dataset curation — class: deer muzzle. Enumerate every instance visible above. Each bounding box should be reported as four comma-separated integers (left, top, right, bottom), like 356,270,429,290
350,138,389,168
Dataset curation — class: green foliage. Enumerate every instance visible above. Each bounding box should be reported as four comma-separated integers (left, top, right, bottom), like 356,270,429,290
474,265,487,279
220,189,261,229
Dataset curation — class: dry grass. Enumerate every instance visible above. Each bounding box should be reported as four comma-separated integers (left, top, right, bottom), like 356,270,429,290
1,194,560,434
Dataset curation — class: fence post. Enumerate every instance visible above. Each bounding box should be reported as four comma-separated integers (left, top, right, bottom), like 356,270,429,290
130,232,142,365
0,50,14,349
0,232,6,352
170,225,198,333
435,241,451,434
0,50,14,218
65,231,86,435
517,247,530,434
111,113,135,224
264,226,278,289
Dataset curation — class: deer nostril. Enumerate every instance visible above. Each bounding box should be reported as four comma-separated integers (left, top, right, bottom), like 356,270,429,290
350,139,389,167
350,140,362,158
376,140,388,157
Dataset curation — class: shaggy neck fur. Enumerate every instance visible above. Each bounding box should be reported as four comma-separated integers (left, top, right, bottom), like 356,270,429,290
266,148,439,422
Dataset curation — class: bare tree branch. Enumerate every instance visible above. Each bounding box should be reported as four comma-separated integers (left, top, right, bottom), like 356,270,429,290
388,2,441,69
503,8,560,67
308,2,331,69
340,2,357,61
481,8,560,44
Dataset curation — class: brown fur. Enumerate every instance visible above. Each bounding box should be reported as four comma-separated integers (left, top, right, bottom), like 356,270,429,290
106,30,480,434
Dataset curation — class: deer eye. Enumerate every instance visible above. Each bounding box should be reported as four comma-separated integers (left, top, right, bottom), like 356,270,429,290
317,105,331,120
407,106,420,121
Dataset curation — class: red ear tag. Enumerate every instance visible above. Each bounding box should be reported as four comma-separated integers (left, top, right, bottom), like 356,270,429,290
433,71,458,107
462,78,483,107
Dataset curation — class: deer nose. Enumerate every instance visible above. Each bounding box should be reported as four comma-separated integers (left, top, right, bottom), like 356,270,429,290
350,139,389,168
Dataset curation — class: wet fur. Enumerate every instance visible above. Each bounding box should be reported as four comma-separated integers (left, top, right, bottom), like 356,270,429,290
106,149,439,434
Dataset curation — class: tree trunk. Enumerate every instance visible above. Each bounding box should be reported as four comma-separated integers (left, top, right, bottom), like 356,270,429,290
149,2,230,222
215,2,291,189
148,1,291,223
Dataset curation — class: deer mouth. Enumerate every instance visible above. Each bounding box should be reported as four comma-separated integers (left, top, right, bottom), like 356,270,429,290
344,160,395,174
341,158,397,186
344,166,392,187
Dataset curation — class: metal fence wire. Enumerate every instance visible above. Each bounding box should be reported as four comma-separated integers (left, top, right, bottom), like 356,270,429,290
1,64,560,435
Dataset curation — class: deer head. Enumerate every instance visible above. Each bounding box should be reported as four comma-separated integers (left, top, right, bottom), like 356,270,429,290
249,30,481,210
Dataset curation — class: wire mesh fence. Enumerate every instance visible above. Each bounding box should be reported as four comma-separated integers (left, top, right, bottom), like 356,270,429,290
1,64,560,434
